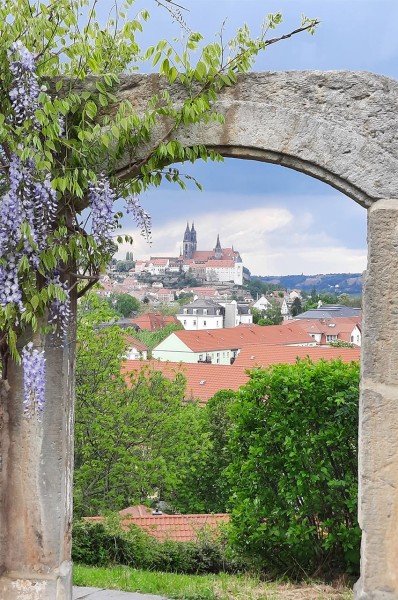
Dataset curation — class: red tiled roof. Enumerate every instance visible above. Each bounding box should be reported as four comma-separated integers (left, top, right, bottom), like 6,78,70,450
204,260,235,268
289,318,362,344
149,258,169,266
130,313,175,331
171,324,314,352
234,344,361,369
85,511,229,542
123,334,148,352
122,360,248,404
119,505,153,517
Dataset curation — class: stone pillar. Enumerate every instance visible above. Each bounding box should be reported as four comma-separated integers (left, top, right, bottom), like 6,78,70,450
355,199,398,600
0,330,75,599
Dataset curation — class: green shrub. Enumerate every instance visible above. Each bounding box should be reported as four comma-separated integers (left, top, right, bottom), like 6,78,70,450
72,517,242,574
227,358,360,579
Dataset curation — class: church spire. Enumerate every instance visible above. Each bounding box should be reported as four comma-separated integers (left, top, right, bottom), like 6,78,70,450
214,234,222,259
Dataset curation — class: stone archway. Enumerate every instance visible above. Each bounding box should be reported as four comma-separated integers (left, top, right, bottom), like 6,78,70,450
2,70,398,599
116,70,398,600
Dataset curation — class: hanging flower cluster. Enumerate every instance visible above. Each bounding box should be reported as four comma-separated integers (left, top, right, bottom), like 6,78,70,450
125,193,152,238
88,175,117,246
1,44,62,415
8,41,41,127
21,343,46,416
0,153,58,307
47,272,71,335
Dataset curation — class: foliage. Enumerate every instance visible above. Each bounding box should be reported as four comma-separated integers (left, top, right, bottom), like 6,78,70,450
258,274,363,296
0,0,317,374
245,278,283,298
133,322,183,350
257,300,283,326
75,307,206,516
329,340,354,349
72,516,241,575
115,260,135,272
172,390,235,514
108,292,141,317
291,296,302,317
227,359,360,578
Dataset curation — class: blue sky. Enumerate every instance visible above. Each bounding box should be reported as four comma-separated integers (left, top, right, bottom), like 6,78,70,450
112,0,398,275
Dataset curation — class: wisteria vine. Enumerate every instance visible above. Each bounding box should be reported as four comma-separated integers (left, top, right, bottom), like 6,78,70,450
1,42,152,417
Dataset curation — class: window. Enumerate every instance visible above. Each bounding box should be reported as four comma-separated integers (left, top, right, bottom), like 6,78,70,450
203,309,208,315
326,334,338,342
199,354,203,361
183,309,187,314
203,320,207,326
193,309,197,315
183,320,187,325
193,320,196,325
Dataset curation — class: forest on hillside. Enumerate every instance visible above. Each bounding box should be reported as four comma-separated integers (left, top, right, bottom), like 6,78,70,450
255,273,363,294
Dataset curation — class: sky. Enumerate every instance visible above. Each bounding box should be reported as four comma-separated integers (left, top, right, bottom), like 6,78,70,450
109,0,398,276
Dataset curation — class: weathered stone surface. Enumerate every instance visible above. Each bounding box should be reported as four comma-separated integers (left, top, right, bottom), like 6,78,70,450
108,71,398,207
355,200,398,600
361,200,398,384
0,328,75,599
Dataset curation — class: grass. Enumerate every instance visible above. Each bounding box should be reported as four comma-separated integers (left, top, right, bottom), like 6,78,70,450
73,564,353,600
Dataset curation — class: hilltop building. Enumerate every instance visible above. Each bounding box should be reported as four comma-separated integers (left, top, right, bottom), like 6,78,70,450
133,223,244,286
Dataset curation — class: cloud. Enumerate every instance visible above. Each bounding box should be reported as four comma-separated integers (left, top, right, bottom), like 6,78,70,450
117,203,367,276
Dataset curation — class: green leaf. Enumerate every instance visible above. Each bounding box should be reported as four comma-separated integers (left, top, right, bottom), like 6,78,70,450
85,101,98,119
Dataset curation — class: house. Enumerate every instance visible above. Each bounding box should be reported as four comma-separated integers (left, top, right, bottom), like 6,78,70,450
177,299,253,331
123,343,360,404
290,317,362,346
124,335,148,360
252,294,290,320
252,295,272,311
86,507,229,542
152,324,316,364
296,304,362,320
177,299,225,330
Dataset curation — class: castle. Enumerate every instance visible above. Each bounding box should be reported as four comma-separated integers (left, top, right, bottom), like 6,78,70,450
134,223,244,286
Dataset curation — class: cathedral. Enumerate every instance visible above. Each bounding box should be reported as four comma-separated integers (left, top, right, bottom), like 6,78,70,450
179,223,244,285
139,223,244,286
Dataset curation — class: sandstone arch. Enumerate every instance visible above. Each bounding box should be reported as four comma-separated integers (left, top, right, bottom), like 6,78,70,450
118,70,398,600
2,70,398,600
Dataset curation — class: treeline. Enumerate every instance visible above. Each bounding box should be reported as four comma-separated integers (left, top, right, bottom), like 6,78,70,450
254,273,363,295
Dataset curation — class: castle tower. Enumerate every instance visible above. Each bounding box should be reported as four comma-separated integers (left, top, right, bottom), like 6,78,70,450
183,222,194,260
191,223,197,254
214,234,222,260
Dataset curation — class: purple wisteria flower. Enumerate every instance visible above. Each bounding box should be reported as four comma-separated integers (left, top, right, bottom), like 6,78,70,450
0,153,59,308
21,342,46,416
125,194,151,239
88,175,116,245
0,256,22,308
47,272,71,335
8,41,40,127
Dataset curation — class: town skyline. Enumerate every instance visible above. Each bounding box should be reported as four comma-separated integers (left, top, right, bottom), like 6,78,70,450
111,0,398,275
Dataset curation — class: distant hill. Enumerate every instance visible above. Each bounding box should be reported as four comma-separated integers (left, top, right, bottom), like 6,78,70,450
255,273,363,295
